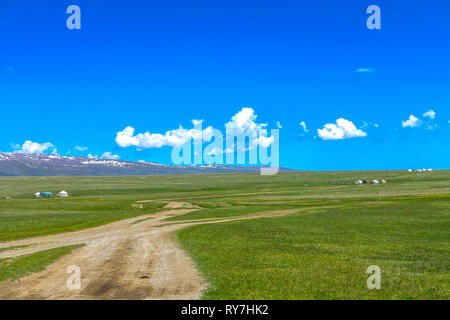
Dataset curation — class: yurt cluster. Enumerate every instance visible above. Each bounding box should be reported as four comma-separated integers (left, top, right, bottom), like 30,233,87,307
327,179,387,185
354,179,387,185
33,191,69,199
408,168,433,173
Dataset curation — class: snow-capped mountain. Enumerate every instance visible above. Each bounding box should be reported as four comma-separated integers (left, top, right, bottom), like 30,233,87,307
0,153,293,176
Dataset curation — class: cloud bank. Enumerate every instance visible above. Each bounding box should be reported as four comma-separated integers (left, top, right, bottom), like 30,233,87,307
116,121,214,149
317,118,367,140
116,107,273,150
13,141,57,154
423,109,436,120
402,115,422,128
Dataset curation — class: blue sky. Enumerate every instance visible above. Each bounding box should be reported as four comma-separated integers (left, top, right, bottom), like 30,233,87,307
1,0,449,170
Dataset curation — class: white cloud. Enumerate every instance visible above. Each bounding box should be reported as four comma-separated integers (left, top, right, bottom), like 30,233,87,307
402,115,422,128
116,120,214,149
356,68,376,73
423,109,436,120
204,146,235,156
13,140,57,154
100,152,120,160
192,119,204,126
299,121,309,132
224,107,273,148
276,121,283,129
116,107,273,150
253,135,274,148
88,154,98,159
225,107,266,136
361,121,379,129
74,146,88,151
317,118,367,140
204,147,222,156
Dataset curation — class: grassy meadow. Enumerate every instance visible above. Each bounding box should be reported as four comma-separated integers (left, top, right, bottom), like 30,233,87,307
0,170,449,299
0,244,83,283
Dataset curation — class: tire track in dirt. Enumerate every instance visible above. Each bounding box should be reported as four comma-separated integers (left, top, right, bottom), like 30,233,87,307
0,205,297,300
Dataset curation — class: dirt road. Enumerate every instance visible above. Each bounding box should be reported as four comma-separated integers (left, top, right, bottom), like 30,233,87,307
0,204,295,300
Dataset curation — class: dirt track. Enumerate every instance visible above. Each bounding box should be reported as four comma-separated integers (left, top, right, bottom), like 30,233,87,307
0,204,295,300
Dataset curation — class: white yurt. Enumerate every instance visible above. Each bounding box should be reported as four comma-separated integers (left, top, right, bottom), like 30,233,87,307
427,168,433,172
355,180,363,184
58,190,69,198
34,192,41,198
371,180,380,184
408,169,413,173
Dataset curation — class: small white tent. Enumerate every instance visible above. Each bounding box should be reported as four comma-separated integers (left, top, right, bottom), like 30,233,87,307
58,191,69,198
427,168,433,172
408,169,413,173
34,192,41,198
371,180,380,184
355,180,363,184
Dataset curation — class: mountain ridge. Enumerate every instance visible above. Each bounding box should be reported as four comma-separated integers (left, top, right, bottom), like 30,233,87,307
0,153,293,176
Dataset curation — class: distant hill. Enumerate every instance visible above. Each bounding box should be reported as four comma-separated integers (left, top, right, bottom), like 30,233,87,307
0,153,294,176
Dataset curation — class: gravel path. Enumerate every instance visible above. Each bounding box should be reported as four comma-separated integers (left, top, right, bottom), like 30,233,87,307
0,205,296,300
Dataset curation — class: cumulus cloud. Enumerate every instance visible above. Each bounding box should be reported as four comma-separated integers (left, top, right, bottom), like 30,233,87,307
402,109,440,130
402,115,422,128
87,152,120,160
116,107,274,150
423,109,436,120
13,140,57,154
224,107,274,148
116,120,214,149
317,118,367,140
225,108,266,136
100,152,120,160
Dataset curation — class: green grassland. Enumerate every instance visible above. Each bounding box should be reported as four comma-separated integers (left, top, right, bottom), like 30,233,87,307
177,196,449,299
0,245,84,283
0,198,165,242
0,170,449,299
